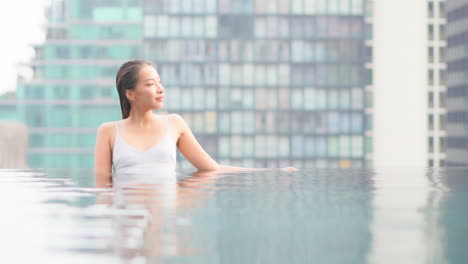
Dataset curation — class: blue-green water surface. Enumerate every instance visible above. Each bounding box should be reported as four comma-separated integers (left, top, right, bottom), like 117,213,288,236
0,168,466,264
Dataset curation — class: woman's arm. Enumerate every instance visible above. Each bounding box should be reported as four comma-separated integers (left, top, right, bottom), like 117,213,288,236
94,122,113,188
173,114,297,172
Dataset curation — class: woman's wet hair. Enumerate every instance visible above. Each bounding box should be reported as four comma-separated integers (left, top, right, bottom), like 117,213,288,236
115,59,153,119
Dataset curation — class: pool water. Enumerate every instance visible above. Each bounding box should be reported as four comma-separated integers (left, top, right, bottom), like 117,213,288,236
0,167,466,264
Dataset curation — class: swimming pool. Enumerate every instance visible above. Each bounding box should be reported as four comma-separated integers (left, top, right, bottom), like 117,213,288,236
0,167,466,263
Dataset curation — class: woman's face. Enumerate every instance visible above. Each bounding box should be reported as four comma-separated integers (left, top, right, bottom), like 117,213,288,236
128,65,165,110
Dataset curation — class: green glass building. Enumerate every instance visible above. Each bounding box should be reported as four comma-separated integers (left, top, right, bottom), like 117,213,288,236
15,0,142,168
8,0,371,169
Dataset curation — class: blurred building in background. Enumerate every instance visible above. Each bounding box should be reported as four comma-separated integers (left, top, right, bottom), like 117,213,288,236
0,121,28,168
14,0,142,168
2,0,372,169
145,0,372,169
446,0,468,166
427,0,447,167
0,91,17,121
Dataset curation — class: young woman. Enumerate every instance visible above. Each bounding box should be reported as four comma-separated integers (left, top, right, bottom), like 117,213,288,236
94,60,297,187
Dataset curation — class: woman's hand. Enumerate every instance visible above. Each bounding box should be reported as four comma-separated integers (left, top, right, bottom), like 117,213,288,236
279,166,299,171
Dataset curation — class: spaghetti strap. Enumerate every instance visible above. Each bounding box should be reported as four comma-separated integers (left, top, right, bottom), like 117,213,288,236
166,115,170,131
115,121,119,136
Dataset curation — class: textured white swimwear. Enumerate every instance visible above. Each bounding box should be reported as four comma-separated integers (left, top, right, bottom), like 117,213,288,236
111,114,177,183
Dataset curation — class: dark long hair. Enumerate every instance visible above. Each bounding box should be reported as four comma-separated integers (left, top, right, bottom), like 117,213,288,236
115,60,153,119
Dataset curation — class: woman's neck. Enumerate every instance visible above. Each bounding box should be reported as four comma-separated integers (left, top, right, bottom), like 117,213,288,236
126,109,158,128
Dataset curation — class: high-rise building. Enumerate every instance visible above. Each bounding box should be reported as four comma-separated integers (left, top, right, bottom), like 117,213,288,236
143,0,371,169
11,0,372,169
15,0,143,168
446,0,468,166
427,0,447,167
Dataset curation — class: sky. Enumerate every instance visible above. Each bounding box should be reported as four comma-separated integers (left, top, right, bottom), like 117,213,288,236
0,0,49,95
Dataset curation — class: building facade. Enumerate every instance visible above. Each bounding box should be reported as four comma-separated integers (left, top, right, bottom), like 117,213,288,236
15,0,142,168
427,0,447,167
143,0,371,169
446,0,468,166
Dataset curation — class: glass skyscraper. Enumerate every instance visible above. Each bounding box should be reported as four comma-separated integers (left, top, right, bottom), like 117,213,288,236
144,0,371,169
15,0,142,168
9,0,371,169
446,0,468,166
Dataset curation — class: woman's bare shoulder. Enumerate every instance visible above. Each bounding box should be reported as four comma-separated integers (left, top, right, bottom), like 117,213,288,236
167,113,187,135
98,121,117,130
168,113,185,125
97,121,118,139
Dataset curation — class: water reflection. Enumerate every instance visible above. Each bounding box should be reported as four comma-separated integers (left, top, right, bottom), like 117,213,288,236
98,170,224,262
438,168,468,263
0,168,467,263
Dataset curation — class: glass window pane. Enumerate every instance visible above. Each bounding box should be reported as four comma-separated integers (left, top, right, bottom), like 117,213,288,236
316,89,327,109
192,112,204,133
167,86,180,110
266,136,277,157
351,113,363,133
255,135,267,158
219,64,230,85
243,88,254,108
193,87,204,110
327,112,340,134
305,0,316,14
278,64,290,85
317,0,327,14
204,63,217,84
292,41,304,62
219,136,230,157
328,89,339,109
276,112,290,133
244,136,254,157
351,88,364,109
205,0,217,13
340,113,350,133
256,88,267,109
339,89,351,109
317,136,327,156
255,65,266,85
244,112,255,133
305,137,316,157
193,17,204,37
279,88,290,109
351,136,363,157
219,112,230,133
231,112,243,133
205,111,217,133
231,136,243,157
205,16,217,37
267,65,278,86
291,89,303,109
328,136,339,157
180,89,193,109
304,88,316,110
255,18,266,37
339,135,351,157
278,0,290,14
266,88,278,109
351,0,363,14
144,15,157,37
157,15,169,37
231,65,243,85
292,0,303,14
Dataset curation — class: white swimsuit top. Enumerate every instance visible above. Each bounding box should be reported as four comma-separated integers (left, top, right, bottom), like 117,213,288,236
112,115,177,183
